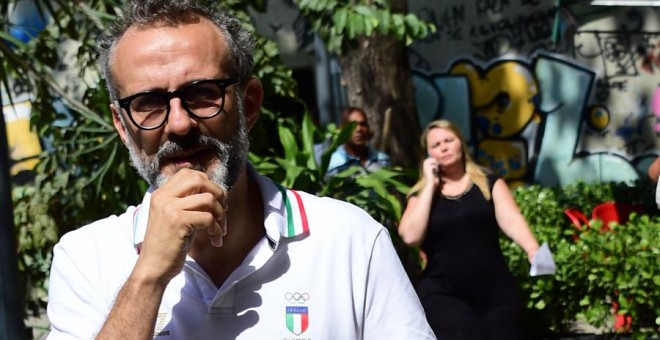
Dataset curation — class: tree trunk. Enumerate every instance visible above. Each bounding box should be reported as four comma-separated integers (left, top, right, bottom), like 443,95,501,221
337,0,420,168
338,33,421,168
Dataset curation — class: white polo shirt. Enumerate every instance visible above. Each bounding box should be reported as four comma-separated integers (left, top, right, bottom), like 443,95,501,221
47,172,435,339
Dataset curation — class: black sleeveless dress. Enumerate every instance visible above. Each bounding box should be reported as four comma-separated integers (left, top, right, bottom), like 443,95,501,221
416,175,522,339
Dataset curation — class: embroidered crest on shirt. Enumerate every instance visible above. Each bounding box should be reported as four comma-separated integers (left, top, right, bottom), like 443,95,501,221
285,292,309,335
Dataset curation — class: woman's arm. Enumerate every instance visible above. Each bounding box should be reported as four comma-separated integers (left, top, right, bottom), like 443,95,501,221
491,178,540,263
398,158,439,247
648,156,660,182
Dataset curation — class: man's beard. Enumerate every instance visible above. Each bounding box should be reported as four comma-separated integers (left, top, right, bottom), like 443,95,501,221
123,97,249,192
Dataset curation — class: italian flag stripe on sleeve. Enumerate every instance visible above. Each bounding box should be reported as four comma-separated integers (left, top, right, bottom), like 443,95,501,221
276,184,310,237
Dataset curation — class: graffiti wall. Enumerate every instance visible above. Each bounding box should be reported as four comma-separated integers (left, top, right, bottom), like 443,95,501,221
2,0,46,182
408,2,660,186
2,81,42,178
246,0,659,186
5,0,658,188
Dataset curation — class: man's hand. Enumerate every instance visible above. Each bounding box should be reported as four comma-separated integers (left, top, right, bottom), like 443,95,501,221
136,169,227,285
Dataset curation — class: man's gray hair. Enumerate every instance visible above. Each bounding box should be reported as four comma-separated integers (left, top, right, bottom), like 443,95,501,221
97,0,255,102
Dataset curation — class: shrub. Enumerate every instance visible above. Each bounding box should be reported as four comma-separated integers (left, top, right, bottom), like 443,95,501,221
507,181,659,339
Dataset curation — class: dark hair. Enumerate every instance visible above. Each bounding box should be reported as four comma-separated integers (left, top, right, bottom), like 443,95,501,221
97,0,255,102
339,107,367,127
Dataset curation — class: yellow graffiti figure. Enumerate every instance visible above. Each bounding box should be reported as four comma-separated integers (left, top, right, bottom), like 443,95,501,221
449,60,542,138
449,59,544,185
4,101,42,175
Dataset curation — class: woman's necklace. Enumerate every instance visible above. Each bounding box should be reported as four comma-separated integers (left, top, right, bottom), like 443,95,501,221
440,175,473,200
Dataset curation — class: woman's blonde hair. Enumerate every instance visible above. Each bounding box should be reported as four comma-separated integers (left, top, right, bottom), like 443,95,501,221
407,119,491,200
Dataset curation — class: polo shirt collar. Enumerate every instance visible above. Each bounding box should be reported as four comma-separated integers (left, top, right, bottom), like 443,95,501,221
254,170,310,248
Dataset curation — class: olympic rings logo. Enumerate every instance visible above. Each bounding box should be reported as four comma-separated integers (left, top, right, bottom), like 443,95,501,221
285,292,310,304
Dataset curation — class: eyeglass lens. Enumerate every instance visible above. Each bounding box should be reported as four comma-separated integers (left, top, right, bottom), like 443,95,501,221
128,81,228,129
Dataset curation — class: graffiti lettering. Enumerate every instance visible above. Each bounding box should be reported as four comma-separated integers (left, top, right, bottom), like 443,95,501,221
609,80,628,92
596,78,628,97
576,31,660,80
595,79,611,102
414,2,554,49
470,8,554,40
470,10,554,42
417,6,466,43
408,49,433,71
443,5,466,29
471,34,512,60
602,35,639,77
445,29,463,41
416,8,442,42
476,0,510,17
470,8,555,59
615,112,653,155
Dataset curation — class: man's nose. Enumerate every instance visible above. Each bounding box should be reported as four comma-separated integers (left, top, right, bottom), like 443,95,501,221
165,98,195,136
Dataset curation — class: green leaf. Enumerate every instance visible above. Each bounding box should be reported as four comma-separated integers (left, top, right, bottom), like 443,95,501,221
364,16,374,37
301,114,316,169
353,5,375,18
278,124,299,165
347,13,363,39
391,14,405,39
332,7,349,33
377,10,391,35
534,300,546,310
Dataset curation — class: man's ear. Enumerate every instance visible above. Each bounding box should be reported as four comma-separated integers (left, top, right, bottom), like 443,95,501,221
110,104,129,146
242,77,263,130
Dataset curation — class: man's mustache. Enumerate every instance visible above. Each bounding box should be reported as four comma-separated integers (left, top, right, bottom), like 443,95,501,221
156,134,225,161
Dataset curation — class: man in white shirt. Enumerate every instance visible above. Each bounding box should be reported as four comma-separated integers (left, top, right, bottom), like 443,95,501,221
46,1,435,339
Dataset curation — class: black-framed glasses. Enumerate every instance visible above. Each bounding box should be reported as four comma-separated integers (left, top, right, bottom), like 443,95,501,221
115,78,238,130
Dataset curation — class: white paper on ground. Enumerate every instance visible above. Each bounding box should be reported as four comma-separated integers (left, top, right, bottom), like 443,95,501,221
530,242,556,276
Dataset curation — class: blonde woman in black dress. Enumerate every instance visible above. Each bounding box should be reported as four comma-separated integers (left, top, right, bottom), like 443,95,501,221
398,119,540,339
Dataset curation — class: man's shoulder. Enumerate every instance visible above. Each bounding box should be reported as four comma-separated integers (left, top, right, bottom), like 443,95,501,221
295,189,363,213
327,145,350,169
255,172,386,237
56,206,135,251
294,190,385,233
373,149,390,162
